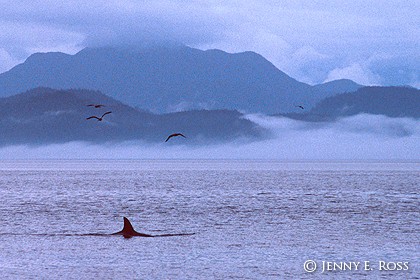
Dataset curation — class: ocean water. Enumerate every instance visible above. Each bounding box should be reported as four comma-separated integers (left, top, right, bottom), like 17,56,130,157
0,160,418,279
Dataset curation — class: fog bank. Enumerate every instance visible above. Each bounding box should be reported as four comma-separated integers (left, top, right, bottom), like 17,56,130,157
0,114,419,161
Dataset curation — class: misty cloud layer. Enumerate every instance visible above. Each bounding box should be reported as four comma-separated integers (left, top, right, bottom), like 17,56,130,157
1,114,419,160
1,0,419,86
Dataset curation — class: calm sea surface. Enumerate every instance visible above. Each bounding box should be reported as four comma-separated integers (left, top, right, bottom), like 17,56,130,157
0,160,418,279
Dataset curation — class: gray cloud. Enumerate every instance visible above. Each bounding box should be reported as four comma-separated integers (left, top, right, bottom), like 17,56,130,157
0,0,419,85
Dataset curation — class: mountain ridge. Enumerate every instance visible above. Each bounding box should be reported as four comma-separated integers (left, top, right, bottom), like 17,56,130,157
0,45,362,114
0,87,265,146
278,86,420,121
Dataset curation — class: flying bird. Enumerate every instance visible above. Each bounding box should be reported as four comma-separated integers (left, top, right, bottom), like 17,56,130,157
165,133,186,142
295,105,304,110
87,104,105,108
86,111,112,121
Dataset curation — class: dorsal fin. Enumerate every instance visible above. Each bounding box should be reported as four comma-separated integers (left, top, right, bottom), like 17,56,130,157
113,217,153,238
122,217,135,232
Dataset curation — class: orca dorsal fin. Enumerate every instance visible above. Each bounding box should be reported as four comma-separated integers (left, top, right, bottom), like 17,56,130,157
113,216,153,238
122,217,135,233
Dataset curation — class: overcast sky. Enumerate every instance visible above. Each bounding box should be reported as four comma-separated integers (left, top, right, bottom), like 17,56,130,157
1,0,419,86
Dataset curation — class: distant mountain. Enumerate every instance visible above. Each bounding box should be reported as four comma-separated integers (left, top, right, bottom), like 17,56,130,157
278,86,420,121
0,46,361,114
312,79,362,95
0,88,265,146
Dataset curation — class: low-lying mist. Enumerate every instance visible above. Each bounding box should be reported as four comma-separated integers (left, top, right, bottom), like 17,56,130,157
1,114,419,161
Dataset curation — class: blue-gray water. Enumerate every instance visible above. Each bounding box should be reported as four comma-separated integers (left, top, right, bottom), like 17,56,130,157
0,160,418,279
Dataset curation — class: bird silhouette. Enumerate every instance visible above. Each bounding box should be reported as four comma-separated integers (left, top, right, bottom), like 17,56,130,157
295,105,304,110
165,133,186,142
87,104,106,108
86,111,112,121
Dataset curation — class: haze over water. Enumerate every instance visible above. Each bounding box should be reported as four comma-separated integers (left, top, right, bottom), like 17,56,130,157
0,160,418,279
